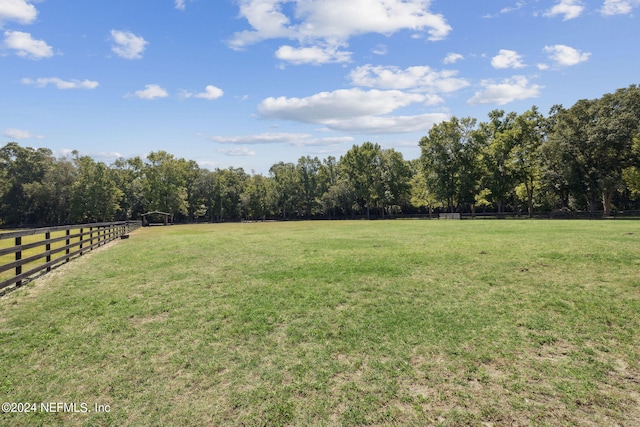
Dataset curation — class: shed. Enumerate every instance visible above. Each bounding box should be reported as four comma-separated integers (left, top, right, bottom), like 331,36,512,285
141,211,173,226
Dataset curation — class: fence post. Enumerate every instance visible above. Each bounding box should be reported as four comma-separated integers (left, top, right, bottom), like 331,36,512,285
90,227,93,250
66,229,71,262
15,237,22,287
46,231,51,272
79,228,83,255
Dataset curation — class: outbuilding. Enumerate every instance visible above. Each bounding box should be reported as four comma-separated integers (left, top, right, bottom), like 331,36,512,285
141,211,173,226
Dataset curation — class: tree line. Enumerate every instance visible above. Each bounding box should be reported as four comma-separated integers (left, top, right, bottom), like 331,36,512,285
1,85,639,226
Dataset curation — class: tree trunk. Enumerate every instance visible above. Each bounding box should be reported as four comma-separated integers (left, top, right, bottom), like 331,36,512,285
602,188,615,217
587,195,598,214
526,179,534,219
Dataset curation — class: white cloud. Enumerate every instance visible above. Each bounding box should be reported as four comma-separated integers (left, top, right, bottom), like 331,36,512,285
491,49,526,69
349,65,469,94
0,0,37,25
258,88,425,122
175,0,186,10
197,160,220,170
110,30,148,59
275,44,351,65
211,132,353,146
483,1,527,18
230,0,294,48
467,76,542,105
544,0,585,20
544,44,591,66
423,94,445,105
257,88,448,133
229,0,452,59
89,151,124,162
443,52,463,64
372,44,388,56
4,127,43,140
133,84,169,99
195,85,224,100
320,113,448,134
22,77,99,89
294,0,451,41
601,0,640,15
56,149,123,162
3,30,53,59
182,85,224,100
212,132,310,144
499,1,526,15
296,136,355,146
218,147,256,156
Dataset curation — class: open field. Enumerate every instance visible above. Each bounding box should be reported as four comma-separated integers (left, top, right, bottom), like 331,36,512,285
1,220,639,426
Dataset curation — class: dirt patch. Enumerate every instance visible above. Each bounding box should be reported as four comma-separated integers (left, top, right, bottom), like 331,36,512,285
530,339,573,363
129,312,170,326
604,358,640,425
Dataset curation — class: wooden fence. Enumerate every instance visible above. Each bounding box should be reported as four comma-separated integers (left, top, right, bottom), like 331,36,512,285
0,221,140,292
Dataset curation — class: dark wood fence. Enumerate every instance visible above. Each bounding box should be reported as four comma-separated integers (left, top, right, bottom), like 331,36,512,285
0,221,140,292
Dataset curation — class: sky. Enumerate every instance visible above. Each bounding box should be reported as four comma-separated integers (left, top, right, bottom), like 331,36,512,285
1,0,639,174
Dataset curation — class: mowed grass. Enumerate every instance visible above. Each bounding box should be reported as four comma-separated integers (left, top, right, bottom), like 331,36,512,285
1,220,639,426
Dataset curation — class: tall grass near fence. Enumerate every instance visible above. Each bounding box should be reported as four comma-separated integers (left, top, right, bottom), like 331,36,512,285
1,220,639,426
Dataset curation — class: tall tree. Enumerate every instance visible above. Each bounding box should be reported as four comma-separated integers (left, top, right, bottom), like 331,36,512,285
622,135,640,199
545,86,640,214
70,155,122,222
23,158,76,224
546,102,599,211
241,173,271,220
212,167,248,221
269,162,300,219
503,107,546,217
112,156,144,220
419,117,484,213
317,156,344,218
193,169,217,222
409,170,437,217
340,142,382,218
589,85,640,214
297,156,322,218
0,142,56,224
142,151,190,216
376,148,412,217
479,110,518,214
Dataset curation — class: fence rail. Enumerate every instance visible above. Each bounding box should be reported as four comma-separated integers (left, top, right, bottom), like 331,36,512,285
0,221,140,292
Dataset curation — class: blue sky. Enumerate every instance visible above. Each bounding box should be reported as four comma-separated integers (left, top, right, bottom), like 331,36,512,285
1,0,639,174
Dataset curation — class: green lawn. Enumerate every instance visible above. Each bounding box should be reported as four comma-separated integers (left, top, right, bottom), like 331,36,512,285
1,220,639,426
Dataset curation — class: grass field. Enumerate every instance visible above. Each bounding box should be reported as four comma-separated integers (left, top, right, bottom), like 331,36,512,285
1,220,639,426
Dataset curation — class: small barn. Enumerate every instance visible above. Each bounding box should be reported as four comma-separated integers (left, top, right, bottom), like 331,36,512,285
141,211,173,226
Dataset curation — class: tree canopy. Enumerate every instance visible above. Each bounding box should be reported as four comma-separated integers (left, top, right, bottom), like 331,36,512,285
1,85,639,225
